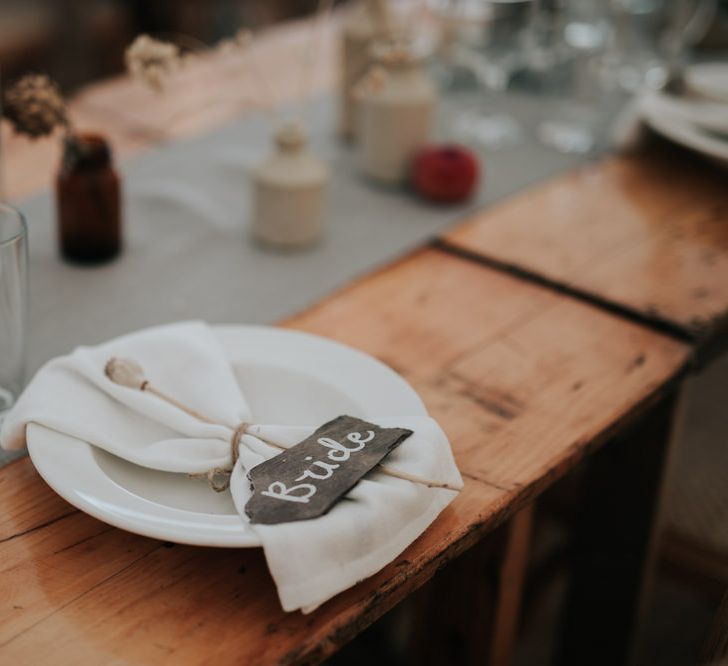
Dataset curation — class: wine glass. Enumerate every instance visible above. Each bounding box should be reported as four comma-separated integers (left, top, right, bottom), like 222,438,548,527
609,0,717,93
527,0,624,155
442,0,536,149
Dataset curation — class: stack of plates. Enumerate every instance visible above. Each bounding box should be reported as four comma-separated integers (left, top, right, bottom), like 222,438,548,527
641,63,728,168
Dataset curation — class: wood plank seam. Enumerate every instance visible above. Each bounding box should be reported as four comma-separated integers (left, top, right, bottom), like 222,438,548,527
0,507,78,545
434,238,699,351
438,234,728,370
52,525,116,555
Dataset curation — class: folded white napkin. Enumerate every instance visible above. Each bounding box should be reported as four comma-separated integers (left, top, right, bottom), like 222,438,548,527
1,321,463,612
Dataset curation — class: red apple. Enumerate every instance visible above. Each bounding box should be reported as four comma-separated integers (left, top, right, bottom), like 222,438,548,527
411,144,480,203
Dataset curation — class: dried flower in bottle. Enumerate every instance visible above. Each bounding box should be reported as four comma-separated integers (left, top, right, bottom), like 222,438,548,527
125,35,181,92
217,28,252,55
3,74,68,138
352,66,389,100
375,41,415,67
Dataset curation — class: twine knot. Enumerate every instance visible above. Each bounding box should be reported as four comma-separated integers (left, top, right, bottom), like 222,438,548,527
196,422,250,493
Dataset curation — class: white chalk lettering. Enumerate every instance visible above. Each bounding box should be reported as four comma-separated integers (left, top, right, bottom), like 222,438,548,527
263,429,375,505
296,460,340,481
347,430,375,446
318,434,367,461
261,481,316,504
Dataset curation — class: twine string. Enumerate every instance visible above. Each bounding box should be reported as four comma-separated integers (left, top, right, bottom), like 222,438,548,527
104,357,460,494
190,421,250,493
231,421,249,468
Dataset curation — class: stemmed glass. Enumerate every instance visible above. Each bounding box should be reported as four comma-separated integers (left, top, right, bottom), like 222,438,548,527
609,0,717,92
441,0,536,149
532,0,621,154
529,0,716,155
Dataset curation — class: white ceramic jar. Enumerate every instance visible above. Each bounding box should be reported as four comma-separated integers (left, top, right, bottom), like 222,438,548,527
356,42,436,185
338,0,390,140
252,123,328,248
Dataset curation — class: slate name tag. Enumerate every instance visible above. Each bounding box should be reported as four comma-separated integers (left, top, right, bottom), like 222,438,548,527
244,415,413,525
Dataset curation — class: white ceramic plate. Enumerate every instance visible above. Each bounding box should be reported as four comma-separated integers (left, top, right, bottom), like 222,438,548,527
686,62,728,103
27,325,426,547
641,90,728,169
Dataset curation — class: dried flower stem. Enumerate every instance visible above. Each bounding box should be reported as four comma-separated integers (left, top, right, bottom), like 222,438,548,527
126,35,182,92
155,32,209,53
373,466,460,491
294,0,336,122
160,93,262,135
105,357,216,424
124,28,277,130
147,385,218,424
104,356,458,491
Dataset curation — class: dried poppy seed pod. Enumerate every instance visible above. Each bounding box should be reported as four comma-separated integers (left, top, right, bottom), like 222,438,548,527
4,74,68,138
104,357,147,390
352,66,389,101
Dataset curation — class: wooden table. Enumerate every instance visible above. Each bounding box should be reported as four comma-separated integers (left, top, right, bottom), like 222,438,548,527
440,134,728,623
0,14,699,666
0,248,689,664
441,141,728,366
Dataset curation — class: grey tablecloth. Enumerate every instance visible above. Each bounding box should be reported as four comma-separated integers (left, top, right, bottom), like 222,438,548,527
2,92,587,465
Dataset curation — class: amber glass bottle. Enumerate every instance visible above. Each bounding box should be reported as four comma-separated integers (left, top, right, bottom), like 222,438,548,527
56,133,122,264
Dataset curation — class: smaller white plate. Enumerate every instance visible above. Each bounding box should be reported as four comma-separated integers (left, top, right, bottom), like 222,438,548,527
27,325,426,547
641,89,728,169
686,62,728,103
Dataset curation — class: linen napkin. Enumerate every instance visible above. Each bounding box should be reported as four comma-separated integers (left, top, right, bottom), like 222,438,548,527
0,321,463,612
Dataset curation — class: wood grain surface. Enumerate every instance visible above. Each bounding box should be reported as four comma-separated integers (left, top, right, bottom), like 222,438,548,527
0,248,690,664
442,141,728,361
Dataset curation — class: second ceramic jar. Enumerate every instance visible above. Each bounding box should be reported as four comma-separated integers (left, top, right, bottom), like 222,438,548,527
356,42,436,185
338,0,391,140
252,122,328,248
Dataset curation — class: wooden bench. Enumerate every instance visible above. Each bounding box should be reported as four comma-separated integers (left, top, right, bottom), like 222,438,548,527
0,247,689,663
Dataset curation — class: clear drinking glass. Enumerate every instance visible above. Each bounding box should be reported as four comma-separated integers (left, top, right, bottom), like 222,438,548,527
0,203,28,419
530,0,622,154
609,0,717,92
448,0,536,148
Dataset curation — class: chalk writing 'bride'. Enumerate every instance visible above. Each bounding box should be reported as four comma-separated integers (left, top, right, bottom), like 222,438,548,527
245,415,413,525
261,430,375,504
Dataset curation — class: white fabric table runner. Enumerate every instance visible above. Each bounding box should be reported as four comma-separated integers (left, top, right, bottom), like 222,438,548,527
2,92,587,467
